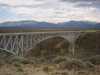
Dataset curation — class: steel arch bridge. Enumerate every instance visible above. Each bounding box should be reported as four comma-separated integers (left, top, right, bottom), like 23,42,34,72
0,31,94,57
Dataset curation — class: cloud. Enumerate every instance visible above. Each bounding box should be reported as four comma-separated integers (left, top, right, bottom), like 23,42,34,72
60,0,100,8
0,0,46,8
0,0,44,6
0,0,100,23
60,0,99,2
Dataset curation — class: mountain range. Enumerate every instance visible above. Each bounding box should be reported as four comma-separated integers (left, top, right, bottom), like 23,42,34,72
0,20,100,30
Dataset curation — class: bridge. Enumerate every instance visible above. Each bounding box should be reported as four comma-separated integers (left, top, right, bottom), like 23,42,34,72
0,31,95,57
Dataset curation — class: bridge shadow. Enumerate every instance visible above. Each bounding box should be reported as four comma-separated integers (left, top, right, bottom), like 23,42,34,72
25,36,70,63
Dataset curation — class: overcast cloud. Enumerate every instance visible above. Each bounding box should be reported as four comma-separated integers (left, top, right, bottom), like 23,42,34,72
0,0,99,23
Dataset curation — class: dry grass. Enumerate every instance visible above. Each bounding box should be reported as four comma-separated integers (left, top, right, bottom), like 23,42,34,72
0,63,100,75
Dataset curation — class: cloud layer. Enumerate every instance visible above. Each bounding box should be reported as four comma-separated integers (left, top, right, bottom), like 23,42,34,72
0,0,100,23
61,0,100,8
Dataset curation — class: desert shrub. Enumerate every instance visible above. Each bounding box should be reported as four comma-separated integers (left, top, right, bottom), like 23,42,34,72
13,61,21,68
16,67,24,72
0,60,5,68
43,66,50,73
52,56,67,64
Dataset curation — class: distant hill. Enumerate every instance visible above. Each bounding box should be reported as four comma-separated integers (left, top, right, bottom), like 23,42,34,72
0,20,99,30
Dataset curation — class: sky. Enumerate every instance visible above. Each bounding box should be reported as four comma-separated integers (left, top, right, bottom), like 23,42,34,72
0,0,100,23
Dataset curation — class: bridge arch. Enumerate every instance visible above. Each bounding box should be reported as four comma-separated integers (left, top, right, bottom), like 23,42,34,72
26,36,70,60
33,35,70,48
75,32,100,59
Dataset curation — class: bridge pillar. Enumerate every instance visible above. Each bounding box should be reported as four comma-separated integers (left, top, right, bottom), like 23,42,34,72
62,32,81,57
69,41,75,57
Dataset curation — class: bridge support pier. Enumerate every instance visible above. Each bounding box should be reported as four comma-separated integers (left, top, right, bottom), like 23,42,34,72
62,32,81,57
69,42,75,57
